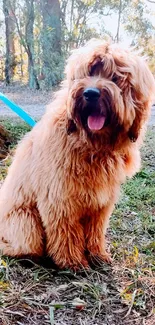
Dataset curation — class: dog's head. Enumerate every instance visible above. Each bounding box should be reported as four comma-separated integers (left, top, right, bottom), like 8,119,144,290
66,39,155,142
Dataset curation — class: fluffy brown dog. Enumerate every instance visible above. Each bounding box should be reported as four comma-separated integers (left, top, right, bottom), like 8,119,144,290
0,40,155,269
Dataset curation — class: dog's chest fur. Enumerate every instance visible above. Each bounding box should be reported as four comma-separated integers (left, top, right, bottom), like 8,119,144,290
32,123,134,218
59,146,126,213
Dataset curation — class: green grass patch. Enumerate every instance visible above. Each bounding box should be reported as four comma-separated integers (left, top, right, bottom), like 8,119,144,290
0,119,31,146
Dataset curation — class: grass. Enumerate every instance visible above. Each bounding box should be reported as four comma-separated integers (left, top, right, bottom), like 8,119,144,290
0,120,155,325
0,119,31,145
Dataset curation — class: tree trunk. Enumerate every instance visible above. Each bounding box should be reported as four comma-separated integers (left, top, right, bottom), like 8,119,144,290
19,41,24,80
3,0,16,85
41,0,62,89
25,0,36,89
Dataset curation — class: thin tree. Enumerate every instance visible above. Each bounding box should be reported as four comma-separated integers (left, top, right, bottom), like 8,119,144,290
41,0,62,88
115,0,122,43
3,0,16,84
10,0,40,89
25,0,36,88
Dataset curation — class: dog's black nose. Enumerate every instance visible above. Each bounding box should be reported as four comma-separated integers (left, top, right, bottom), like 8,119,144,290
83,88,100,101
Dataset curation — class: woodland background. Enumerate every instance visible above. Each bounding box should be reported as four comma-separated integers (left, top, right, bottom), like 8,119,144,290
0,0,155,91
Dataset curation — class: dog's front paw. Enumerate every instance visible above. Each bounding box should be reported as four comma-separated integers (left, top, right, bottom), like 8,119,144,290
89,251,112,265
54,254,89,271
87,243,112,265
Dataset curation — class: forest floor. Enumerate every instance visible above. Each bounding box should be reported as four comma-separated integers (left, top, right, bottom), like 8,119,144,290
0,86,155,325
0,84,52,120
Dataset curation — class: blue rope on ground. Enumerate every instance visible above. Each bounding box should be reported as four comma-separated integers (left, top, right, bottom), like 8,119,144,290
0,92,36,127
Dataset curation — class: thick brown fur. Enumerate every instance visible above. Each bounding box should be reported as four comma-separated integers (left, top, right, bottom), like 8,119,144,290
0,39,155,269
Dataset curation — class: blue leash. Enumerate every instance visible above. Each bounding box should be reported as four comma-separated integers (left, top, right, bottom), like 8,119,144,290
0,92,37,127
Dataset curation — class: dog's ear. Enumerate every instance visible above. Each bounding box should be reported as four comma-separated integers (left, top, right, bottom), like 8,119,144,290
127,58,155,142
66,119,77,135
128,109,144,142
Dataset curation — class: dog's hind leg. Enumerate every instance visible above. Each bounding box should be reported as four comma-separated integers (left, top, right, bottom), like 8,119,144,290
0,205,44,257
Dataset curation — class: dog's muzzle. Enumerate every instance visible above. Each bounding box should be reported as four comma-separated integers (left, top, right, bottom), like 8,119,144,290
82,87,106,131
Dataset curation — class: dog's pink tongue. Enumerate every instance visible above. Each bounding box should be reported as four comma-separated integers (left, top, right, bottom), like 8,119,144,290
88,115,105,130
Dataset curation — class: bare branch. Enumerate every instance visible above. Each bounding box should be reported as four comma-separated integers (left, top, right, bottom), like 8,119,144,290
9,3,28,54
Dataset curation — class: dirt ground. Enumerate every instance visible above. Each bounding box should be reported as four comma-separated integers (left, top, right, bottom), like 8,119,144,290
0,85,51,120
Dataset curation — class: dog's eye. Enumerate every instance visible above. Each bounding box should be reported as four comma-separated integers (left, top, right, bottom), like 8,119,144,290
112,75,118,83
89,63,98,76
89,61,103,76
